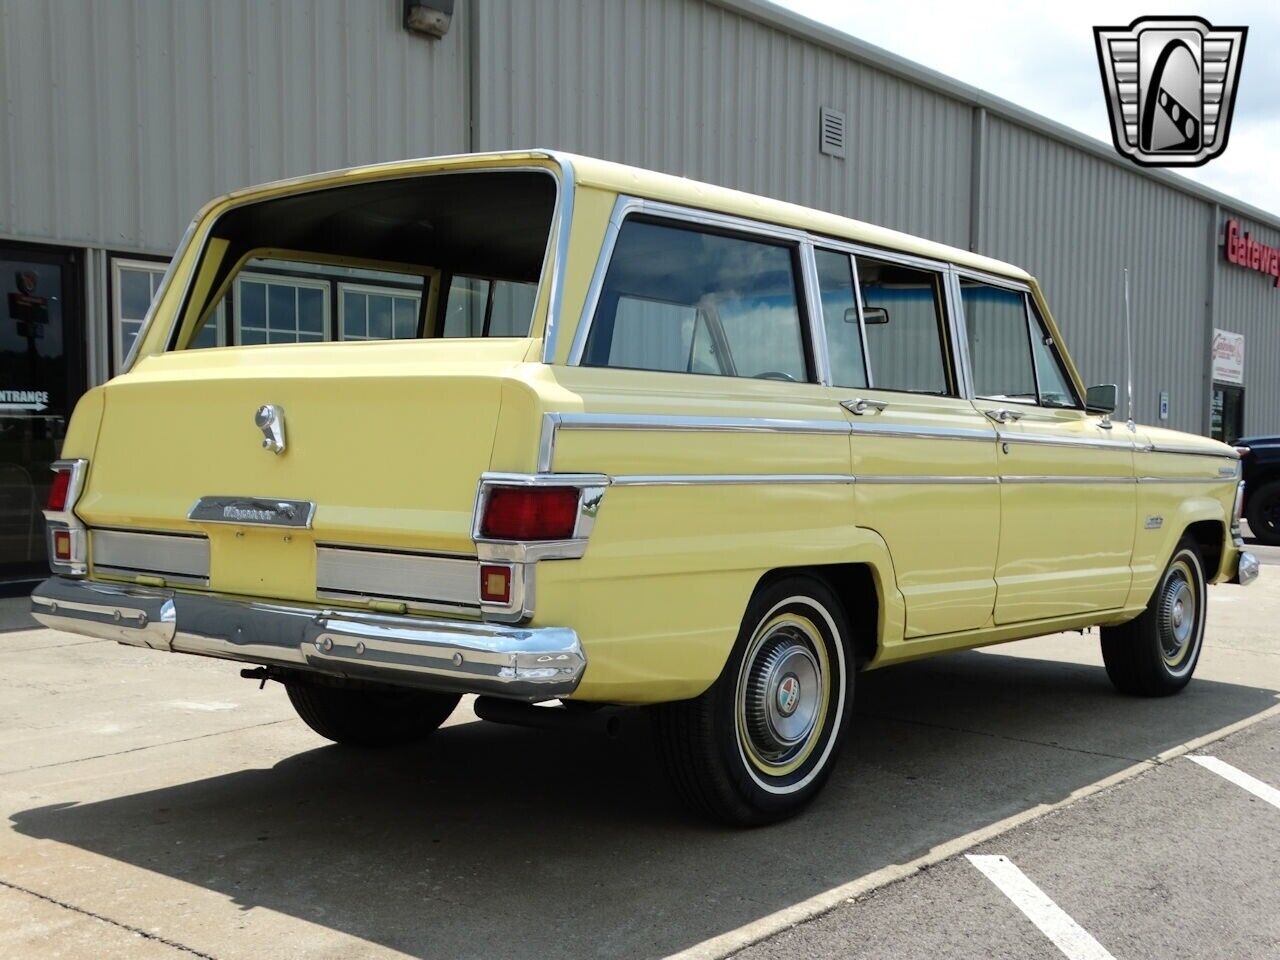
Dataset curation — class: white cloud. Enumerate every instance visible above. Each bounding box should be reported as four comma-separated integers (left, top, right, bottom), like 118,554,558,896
772,0,1280,217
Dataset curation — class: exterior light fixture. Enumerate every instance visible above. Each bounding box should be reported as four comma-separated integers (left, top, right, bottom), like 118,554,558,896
403,0,453,39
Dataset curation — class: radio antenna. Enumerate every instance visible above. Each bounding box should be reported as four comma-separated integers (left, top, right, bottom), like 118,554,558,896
1123,266,1135,429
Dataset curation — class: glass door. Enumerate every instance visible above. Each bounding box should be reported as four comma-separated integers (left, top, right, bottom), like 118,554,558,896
0,244,84,580
1211,384,1244,445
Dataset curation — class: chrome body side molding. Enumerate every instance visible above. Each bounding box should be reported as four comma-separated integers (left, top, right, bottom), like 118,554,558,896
31,577,585,701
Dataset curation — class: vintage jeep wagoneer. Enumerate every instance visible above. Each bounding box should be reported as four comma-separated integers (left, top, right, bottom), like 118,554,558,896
33,151,1259,824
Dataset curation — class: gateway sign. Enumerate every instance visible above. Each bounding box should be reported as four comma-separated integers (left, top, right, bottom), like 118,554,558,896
1224,219,1280,288
1211,329,1244,385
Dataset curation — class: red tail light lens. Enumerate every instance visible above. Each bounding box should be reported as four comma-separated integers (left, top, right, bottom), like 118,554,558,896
481,486,579,540
47,469,72,512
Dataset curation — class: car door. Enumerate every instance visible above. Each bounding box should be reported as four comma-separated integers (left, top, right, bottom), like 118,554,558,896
956,274,1136,624
814,246,1000,638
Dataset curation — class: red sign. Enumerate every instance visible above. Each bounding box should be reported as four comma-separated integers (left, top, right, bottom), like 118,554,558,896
1224,219,1280,288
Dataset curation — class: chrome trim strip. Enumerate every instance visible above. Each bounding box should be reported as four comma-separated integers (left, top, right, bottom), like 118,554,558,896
1002,475,1135,484
995,430,1140,451
944,268,976,400
611,473,855,487
315,545,480,612
31,577,584,701
43,458,89,576
91,529,211,586
857,475,998,485
1144,443,1241,460
1137,475,1239,484
850,421,994,442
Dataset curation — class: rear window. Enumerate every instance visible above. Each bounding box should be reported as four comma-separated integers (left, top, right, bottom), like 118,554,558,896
170,170,556,350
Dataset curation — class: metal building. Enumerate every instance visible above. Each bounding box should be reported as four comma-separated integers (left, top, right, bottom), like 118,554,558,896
0,0,1277,580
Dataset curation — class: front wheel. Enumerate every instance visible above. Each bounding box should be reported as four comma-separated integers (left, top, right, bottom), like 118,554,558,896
1100,538,1206,696
650,575,854,826
285,679,460,747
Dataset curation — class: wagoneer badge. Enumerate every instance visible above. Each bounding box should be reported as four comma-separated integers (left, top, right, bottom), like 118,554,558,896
255,404,287,454
188,496,315,528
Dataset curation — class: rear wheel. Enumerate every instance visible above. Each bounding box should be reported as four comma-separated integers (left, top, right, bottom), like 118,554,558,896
650,575,853,826
285,679,460,747
1100,538,1206,696
1245,479,1280,546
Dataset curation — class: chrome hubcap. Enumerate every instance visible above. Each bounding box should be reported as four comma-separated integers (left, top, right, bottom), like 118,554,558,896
1157,561,1198,667
739,622,824,769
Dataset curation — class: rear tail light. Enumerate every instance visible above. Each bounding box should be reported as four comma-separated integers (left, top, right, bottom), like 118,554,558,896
480,486,580,541
47,468,72,512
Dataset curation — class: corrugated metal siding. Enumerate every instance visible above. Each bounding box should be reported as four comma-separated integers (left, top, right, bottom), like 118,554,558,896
0,0,469,253
979,117,1209,433
472,0,972,248
1214,213,1280,436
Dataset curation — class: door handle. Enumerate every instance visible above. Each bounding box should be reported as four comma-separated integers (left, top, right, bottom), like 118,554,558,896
841,398,889,416
983,408,1023,424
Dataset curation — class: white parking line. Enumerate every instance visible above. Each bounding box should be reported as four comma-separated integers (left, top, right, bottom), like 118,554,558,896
1188,755,1280,809
966,855,1116,960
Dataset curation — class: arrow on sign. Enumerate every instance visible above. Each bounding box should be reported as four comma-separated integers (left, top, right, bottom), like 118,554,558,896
0,400,48,413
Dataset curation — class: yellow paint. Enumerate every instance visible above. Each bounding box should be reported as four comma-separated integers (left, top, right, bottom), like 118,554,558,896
60,151,1242,705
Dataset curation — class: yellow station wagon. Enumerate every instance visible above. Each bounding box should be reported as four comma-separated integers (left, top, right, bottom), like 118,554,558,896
33,150,1259,824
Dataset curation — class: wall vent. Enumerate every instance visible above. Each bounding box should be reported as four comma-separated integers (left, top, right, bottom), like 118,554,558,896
819,106,846,158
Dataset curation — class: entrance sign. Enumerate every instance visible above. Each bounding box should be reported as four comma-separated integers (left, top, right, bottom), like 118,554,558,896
1211,329,1244,384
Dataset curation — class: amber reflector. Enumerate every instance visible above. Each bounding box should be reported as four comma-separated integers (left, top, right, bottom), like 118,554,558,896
53,529,72,561
479,564,512,604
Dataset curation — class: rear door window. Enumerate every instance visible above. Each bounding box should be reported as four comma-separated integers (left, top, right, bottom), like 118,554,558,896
855,256,953,395
582,218,811,383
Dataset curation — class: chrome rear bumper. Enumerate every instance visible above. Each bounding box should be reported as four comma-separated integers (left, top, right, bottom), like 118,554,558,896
30,577,585,700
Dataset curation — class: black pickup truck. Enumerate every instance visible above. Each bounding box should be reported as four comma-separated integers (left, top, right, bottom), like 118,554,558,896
1239,436,1280,545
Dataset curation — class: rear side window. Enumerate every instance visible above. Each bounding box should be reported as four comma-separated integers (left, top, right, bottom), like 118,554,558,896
855,256,952,395
582,219,811,383
814,249,868,389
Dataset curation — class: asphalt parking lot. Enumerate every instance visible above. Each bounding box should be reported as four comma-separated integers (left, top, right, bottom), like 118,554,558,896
1,559,1277,960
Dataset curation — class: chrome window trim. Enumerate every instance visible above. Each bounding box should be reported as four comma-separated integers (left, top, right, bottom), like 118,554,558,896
43,458,90,576
798,241,832,386
951,265,1033,295
566,196,812,368
943,268,976,400
811,245,873,389
153,155,569,362
808,234,952,274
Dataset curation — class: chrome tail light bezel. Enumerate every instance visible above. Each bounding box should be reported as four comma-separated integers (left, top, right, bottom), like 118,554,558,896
43,458,89,576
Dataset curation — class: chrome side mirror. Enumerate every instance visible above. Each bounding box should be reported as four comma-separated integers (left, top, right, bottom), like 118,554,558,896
1086,384,1118,420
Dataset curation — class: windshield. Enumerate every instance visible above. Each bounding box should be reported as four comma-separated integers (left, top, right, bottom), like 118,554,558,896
169,169,556,350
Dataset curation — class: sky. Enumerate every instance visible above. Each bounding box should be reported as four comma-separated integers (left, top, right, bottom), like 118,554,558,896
772,1,1280,216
